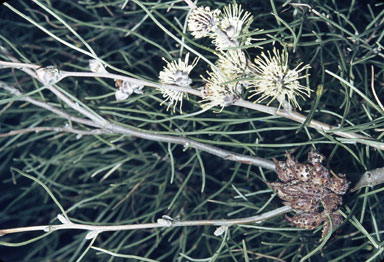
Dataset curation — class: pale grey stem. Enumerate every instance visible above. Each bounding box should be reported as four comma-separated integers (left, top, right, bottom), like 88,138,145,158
351,167,384,192
46,83,108,126
59,71,384,150
59,71,202,97
0,82,99,128
2,60,383,150
0,60,202,97
183,0,197,9
0,82,275,170
0,206,291,237
0,126,109,137
1,60,108,126
236,99,384,150
0,61,40,69
108,122,276,170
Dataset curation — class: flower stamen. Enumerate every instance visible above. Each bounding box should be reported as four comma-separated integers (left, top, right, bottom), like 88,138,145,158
247,48,311,110
158,53,199,113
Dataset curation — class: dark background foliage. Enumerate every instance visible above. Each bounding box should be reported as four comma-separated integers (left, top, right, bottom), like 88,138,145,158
1,0,384,261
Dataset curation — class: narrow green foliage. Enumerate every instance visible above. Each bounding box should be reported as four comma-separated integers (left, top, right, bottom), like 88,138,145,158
1,0,384,261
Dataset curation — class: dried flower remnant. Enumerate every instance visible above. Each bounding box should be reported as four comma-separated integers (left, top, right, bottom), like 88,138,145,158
213,3,254,49
158,53,198,113
268,149,349,239
188,6,221,39
248,48,311,110
115,80,144,101
89,59,107,74
200,67,242,111
36,66,62,84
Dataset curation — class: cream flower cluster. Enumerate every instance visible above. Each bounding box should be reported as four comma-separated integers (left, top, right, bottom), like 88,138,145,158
201,67,241,110
188,4,310,111
187,4,255,110
188,3,253,50
201,50,248,110
212,3,254,49
155,3,311,114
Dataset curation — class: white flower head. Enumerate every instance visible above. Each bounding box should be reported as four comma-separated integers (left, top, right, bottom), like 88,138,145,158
159,53,198,86
213,3,254,49
188,6,221,39
247,48,311,110
200,67,242,111
216,49,248,78
158,53,199,113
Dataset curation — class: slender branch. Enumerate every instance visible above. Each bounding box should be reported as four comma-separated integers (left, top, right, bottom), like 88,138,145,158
0,60,201,97
1,61,109,126
60,71,202,97
0,61,40,69
0,206,291,237
183,0,197,9
108,122,276,169
0,126,108,137
235,99,383,150
45,83,108,126
2,60,382,150
0,81,275,170
370,66,384,113
0,82,99,128
351,167,384,192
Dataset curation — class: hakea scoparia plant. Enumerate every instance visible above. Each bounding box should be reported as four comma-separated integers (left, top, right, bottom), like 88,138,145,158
154,3,311,113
